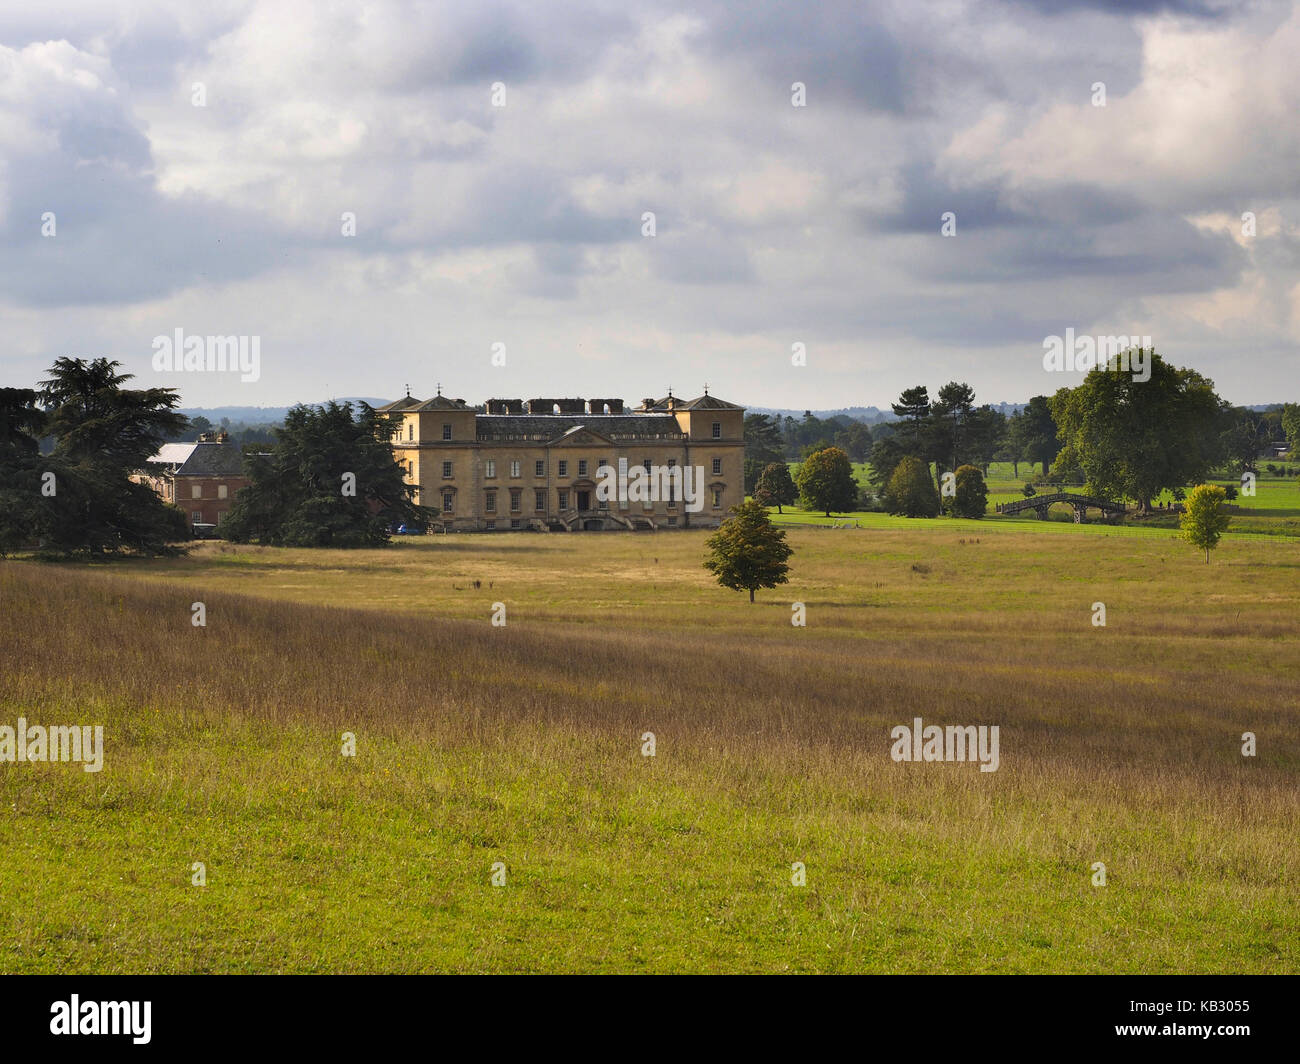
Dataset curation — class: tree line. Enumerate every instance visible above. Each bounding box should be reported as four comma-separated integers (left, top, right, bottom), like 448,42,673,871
0,358,423,556
171,414,280,448
1,359,190,556
744,350,1294,518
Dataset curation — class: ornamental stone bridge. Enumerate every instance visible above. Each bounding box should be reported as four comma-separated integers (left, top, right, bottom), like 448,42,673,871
996,492,1127,523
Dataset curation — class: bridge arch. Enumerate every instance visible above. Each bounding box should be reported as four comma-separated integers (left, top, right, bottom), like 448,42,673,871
996,493,1126,524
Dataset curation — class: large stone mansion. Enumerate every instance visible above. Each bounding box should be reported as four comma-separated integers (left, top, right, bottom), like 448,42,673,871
377,390,745,531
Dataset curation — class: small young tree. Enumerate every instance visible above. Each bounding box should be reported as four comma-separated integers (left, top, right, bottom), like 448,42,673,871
1180,483,1231,563
1022,482,1036,498
795,446,858,517
703,499,794,603
884,455,940,518
947,464,988,518
755,462,798,514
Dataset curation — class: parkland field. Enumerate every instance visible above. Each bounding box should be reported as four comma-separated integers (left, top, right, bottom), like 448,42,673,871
1,516,1297,973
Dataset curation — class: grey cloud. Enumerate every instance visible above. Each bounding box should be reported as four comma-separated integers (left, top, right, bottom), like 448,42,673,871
651,226,757,286
0,0,1295,406
1011,0,1241,18
869,163,1028,234
695,0,909,113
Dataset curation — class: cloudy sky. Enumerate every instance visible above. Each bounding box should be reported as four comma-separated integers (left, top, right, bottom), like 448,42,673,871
1,0,1297,410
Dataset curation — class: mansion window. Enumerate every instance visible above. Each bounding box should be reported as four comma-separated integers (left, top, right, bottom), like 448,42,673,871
534,490,546,511
558,460,568,477
510,489,522,512
712,489,722,508
442,492,454,514
191,484,202,499
578,459,588,477
558,490,569,510
712,458,722,475
408,423,414,441
218,484,229,500
485,492,497,513
510,460,521,478
484,459,496,478
443,461,453,478
712,421,721,439
442,423,452,440
535,460,545,477
191,510,202,523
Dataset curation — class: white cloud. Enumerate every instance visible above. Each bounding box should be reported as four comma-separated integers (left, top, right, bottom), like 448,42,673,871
0,0,1295,409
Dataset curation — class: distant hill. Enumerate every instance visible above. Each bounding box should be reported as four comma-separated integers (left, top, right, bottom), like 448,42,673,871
746,402,1029,424
745,406,893,424
745,400,1283,424
178,399,393,423
179,398,1286,429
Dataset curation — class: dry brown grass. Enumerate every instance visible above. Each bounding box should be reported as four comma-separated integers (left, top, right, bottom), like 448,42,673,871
1,525,1297,972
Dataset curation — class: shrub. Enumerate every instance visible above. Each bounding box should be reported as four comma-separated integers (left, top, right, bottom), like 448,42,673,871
947,465,988,518
885,456,940,518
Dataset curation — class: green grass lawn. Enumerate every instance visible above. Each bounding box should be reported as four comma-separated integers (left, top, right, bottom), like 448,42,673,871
783,460,1300,536
2,517,1298,973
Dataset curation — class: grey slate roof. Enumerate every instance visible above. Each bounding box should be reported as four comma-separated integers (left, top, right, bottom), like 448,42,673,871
373,394,471,413
676,393,742,410
376,392,742,435
475,414,685,442
374,396,423,413
410,395,470,411
641,393,742,411
174,442,245,477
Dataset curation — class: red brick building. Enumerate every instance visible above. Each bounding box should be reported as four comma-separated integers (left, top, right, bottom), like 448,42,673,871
137,434,249,532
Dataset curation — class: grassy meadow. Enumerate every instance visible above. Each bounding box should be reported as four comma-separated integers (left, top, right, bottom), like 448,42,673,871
1,519,1298,973
798,460,1300,536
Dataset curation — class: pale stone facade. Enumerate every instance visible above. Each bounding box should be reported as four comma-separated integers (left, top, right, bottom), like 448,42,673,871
377,392,745,531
